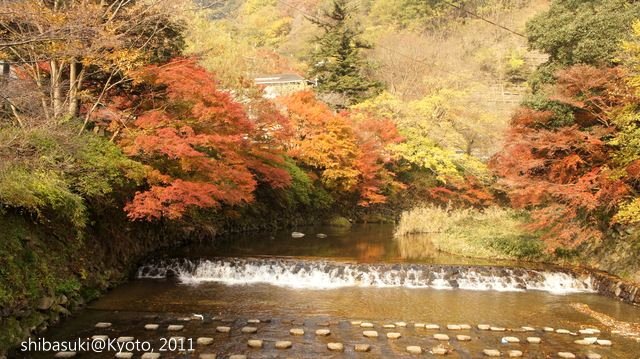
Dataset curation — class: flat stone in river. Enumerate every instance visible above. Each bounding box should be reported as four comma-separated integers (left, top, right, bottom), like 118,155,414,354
355,344,371,352
197,337,214,345
558,352,576,359
433,333,449,341
483,349,501,357
363,330,379,338
327,342,344,351
241,326,257,334
167,325,183,331
386,332,402,339
316,328,331,336
247,339,263,348
216,326,231,333
144,324,159,330
406,346,422,354
508,350,523,357
275,340,292,349
290,328,304,335
115,353,133,359
526,337,541,344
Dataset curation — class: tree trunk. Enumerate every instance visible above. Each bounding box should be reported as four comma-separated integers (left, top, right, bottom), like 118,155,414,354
50,59,64,119
2,62,9,78
67,60,82,117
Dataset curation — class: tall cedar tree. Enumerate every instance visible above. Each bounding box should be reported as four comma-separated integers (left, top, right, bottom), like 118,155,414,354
308,0,381,108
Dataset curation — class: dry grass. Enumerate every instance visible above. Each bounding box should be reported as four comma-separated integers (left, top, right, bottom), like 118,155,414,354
394,205,544,260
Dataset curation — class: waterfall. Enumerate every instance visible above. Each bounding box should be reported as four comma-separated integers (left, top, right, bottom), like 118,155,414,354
137,257,594,294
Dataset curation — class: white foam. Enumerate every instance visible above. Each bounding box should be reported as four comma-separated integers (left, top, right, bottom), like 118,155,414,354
137,258,595,294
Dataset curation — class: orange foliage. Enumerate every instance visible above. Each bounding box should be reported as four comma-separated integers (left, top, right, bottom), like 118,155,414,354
119,59,291,220
491,65,635,250
280,91,404,206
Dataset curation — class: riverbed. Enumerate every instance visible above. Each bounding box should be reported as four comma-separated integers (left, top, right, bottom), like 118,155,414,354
25,225,640,358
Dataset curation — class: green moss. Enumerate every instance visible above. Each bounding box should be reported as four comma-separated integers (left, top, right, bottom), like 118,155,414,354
327,216,352,228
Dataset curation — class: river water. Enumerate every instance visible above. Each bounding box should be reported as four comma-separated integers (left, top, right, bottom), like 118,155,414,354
26,225,640,358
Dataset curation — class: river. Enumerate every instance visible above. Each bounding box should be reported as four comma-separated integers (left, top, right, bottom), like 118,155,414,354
25,225,640,358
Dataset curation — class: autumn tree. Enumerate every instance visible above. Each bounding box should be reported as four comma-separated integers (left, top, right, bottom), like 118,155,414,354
0,0,183,126
117,59,292,220
307,0,381,108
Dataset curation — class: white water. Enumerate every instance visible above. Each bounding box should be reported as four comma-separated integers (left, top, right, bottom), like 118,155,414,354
137,258,595,294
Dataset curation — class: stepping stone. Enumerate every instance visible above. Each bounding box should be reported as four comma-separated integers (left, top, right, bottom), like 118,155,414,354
383,324,396,328
117,337,134,343
596,339,612,346
241,326,257,334
558,353,576,359
216,326,231,333
355,344,371,352
406,346,422,354
425,324,440,329
351,320,363,325
483,349,501,357
229,356,246,359
508,350,523,358
167,325,184,331
115,353,133,359
414,323,426,328
387,332,402,339
579,328,600,335
586,353,602,359
433,333,449,341
478,324,491,330
361,322,374,328
316,329,331,336
327,342,344,351
199,355,216,359
95,322,112,328
290,328,304,335
432,346,449,355
197,337,214,345
490,327,506,332
395,321,407,327
459,324,471,330
247,339,263,348
275,340,292,349
543,327,554,332
141,354,160,359
556,329,571,334
247,319,260,324
145,324,159,330
521,326,535,332
456,335,471,341
502,336,520,343
526,337,541,344
574,337,597,345
54,353,76,358
447,324,461,330
363,330,379,338
91,335,108,341
178,317,191,321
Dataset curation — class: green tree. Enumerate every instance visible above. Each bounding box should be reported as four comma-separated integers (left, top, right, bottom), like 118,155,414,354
308,0,381,108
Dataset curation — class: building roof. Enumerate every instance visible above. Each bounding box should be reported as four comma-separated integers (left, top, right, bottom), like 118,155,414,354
254,73,307,85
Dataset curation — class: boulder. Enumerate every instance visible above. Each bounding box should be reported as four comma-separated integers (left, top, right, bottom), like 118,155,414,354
37,297,56,311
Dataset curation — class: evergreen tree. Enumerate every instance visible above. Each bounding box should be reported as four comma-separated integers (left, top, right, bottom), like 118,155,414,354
308,0,381,108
